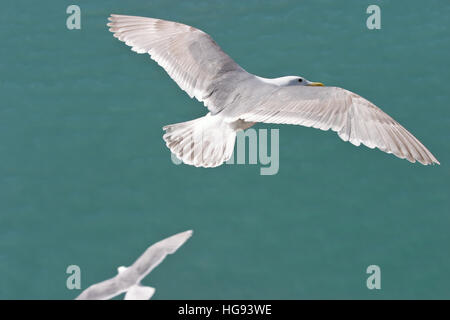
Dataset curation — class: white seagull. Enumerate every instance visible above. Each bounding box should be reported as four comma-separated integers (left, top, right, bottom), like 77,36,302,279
76,230,192,300
107,14,439,167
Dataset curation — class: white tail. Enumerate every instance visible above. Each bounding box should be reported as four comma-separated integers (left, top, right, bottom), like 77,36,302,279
124,285,155,300
163,113,237,168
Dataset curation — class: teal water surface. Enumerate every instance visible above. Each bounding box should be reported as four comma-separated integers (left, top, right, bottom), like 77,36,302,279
0,0,449,299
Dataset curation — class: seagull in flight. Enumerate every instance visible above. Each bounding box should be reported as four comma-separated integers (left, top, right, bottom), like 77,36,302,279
76,230,192,300
107,14,439,167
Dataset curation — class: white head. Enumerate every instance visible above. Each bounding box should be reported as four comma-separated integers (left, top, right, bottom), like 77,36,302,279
272,76,324,87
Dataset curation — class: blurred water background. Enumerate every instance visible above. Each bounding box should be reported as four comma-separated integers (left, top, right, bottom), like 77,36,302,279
0,0,449,299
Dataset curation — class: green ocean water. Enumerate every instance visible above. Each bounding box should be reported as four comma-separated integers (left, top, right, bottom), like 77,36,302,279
0,0,449,299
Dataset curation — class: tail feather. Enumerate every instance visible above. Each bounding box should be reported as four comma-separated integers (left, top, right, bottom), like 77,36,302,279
163,113,237,168
124,285,155,300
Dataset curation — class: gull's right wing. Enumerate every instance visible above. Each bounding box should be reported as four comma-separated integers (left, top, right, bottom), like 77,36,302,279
108,15,250,114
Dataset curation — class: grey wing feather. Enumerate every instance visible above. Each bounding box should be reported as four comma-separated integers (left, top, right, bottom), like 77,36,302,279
107,15,248,114
230,85,439,165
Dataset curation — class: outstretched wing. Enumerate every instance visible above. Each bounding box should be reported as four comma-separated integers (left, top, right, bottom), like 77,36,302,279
125,230,193,284
107,15,248,114
232,85,439,165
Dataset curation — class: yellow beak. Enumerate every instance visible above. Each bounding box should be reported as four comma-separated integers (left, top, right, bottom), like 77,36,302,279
307,82,324,87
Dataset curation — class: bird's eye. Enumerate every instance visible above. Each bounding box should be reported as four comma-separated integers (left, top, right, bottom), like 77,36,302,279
298,78,303,82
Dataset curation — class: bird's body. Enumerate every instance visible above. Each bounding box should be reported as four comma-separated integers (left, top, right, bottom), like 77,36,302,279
107,15,439,167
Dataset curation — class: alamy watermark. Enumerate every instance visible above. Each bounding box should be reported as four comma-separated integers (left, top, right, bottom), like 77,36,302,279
366,5,381,30
66,5,81,30
66,264,81,290
366,265,381,290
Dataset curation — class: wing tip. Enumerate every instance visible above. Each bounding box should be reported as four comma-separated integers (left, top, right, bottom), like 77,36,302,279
108,14,121,22
185,229,194,237
427,158,440,166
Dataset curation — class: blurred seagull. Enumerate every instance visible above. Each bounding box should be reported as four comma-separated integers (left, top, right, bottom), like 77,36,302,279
108,15,439,167
76,230,192,300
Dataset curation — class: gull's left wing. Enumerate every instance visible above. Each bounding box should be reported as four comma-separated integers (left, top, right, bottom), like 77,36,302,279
227,85,439,165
